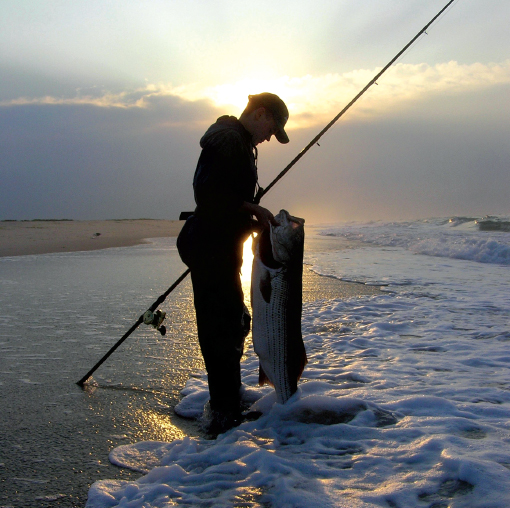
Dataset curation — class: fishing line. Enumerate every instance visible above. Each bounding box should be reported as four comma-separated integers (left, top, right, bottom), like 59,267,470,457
76,0,458,387
386,0,460,68
256,0,458,202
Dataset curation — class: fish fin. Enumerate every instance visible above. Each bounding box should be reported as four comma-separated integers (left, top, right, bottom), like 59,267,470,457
259,271,272,303
258,363,274,387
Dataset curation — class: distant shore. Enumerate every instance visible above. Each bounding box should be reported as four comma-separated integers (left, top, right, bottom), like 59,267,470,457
0,219,184,257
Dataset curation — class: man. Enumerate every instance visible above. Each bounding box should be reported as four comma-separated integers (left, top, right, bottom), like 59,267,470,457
177,92,289,432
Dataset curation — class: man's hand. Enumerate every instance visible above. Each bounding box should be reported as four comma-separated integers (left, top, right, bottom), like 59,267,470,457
241,202,277,231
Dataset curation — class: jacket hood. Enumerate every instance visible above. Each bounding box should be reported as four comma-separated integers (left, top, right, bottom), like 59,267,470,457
200,115,252,149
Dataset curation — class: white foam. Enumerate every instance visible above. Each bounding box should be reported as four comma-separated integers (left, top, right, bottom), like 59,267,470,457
319,216,510,266
86,217,510,507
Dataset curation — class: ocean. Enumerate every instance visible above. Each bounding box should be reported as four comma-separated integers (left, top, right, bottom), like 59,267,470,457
1,216,510,507
0,239,201,507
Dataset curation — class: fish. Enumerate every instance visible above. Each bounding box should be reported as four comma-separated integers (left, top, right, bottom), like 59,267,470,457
251,209,308,404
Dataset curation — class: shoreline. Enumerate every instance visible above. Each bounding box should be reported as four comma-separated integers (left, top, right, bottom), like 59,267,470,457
0,221,381,507
0,219,184,257
0,219,381,297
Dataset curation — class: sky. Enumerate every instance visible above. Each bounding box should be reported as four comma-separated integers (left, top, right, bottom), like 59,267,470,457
1,0,509,223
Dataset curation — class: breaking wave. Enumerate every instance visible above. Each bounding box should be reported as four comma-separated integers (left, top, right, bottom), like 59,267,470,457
319,216,510,266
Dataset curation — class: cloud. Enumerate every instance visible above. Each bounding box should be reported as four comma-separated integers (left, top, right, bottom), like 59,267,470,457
0,95,222,220
3,60,509,132
254,60,510,128
1,59,509,222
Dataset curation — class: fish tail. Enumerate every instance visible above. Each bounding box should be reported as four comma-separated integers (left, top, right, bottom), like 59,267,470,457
258,363,274,387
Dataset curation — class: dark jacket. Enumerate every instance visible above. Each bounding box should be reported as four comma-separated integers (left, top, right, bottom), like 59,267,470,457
177,116,258,268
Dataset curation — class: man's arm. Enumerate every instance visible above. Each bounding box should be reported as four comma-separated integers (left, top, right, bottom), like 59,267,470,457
240,202,277,230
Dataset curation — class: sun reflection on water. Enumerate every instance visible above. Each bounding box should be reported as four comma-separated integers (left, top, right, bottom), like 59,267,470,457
240,235,256,301
130,407,187,443
240,235,254,283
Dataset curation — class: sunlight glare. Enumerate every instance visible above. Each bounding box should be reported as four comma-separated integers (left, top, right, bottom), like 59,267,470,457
240,234,255,284
208,77,295,114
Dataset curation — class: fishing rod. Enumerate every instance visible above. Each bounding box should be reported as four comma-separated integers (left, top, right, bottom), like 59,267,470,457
76,0,456,387
257,0,457,201
76,269,190,387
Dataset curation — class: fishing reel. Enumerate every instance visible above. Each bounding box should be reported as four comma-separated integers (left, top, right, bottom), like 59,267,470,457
143,309,166,336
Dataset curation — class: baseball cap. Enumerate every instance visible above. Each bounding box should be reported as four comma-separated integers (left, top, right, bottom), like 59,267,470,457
248,92,289,144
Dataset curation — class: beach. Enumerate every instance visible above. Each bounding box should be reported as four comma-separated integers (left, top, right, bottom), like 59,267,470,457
86,217,510,508
3,217,509,507
0,219,184,257
0,222,379,508
0,219,381,302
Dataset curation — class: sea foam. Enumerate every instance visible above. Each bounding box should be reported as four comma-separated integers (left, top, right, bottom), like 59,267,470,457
86,217,510,508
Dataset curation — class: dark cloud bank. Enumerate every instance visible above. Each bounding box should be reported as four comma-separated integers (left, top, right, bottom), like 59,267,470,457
1,86,509,223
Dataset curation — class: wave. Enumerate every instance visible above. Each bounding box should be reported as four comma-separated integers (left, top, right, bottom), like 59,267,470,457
318,216,510,266
447,216,479,227
476,216,510,232
411,236,510,265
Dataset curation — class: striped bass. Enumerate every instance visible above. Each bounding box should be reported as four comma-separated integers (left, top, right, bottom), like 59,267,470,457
251,209,308,404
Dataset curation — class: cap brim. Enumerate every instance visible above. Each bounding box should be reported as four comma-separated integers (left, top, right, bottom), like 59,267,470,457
275,121,289,144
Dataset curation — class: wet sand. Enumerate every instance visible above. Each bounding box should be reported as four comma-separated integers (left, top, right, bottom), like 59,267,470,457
0,224,380,507
0,219,380,298
0,220,184,257
303,267,381,300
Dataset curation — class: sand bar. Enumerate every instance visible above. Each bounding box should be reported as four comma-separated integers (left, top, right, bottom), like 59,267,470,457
0,219,184,257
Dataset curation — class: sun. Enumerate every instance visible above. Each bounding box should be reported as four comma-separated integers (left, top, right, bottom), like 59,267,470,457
164,74,318,129
207,77,294,114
